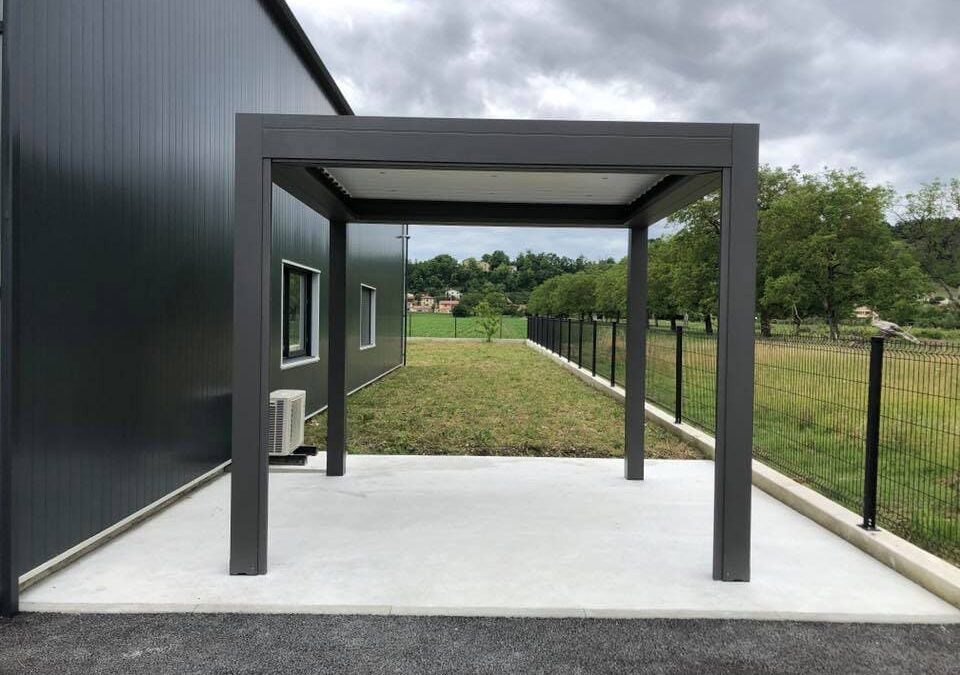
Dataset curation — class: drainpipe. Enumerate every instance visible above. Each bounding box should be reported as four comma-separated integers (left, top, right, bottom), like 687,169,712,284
399,224,410,366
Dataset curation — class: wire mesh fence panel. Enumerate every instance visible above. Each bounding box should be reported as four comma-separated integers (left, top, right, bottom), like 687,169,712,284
877,342,959,562
680,329,718,432
613,323,627,386
530,316,960,564
645,328,676,413
752,336,870,514
595,322,613,384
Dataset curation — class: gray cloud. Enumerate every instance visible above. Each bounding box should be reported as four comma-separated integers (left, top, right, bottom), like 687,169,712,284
290,0,958,260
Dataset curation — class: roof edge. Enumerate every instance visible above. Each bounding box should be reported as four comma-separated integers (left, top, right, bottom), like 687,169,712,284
260,0,354,116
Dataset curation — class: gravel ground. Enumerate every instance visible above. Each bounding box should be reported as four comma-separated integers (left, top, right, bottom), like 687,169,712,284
1,613,958,675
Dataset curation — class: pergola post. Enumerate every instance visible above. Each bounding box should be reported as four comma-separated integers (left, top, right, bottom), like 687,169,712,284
624,225,648,480
326,219,348,476
713,124,758,581
230,116,271,575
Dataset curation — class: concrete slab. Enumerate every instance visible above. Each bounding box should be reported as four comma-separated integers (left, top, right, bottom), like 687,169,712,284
20,456,960,622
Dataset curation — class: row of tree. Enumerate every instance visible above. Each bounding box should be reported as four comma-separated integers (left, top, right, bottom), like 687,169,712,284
407,250,614,310
526,168,960,338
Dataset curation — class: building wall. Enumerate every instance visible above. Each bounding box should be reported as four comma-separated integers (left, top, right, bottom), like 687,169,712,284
270,188,404,415
6,0,402,573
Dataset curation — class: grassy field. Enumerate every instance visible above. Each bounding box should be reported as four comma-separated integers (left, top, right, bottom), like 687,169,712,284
305,341,697,459
407,313,527,339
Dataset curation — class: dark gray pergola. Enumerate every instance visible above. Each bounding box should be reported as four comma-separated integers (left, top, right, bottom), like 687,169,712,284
230,114,758,582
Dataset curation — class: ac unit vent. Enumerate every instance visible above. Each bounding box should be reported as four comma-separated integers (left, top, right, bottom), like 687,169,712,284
268,389,306,456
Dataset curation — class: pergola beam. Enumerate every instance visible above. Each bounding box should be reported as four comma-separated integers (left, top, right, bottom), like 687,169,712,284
625,172,721,228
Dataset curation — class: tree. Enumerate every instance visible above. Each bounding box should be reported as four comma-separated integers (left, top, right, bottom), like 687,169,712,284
648,237,681,328
474,300,500,342
894,177,960,317
594,261,627,319
763,169,926,339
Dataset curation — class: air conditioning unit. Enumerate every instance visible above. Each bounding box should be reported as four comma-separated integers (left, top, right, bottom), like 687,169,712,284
268,390,306,456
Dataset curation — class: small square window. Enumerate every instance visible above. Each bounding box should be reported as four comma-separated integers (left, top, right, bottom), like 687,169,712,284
360,285,376,349
283,262,319,364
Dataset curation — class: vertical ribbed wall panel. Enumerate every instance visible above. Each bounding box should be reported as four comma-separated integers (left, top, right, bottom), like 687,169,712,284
8,0,402,573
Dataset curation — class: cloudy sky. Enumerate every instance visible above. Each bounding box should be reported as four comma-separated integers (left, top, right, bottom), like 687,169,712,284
289,0,959,262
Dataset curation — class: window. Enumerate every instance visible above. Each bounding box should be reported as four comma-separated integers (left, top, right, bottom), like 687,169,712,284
360,284,376,349
282,261,320,366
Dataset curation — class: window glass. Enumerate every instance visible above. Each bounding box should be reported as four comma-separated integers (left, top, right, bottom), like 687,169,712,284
283,265,312,360
361,286,376,348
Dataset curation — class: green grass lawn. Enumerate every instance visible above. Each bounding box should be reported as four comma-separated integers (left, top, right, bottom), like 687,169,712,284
407,313,527,339
305,341,698,459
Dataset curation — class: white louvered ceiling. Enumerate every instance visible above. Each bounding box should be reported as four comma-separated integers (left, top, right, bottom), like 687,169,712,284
323,168,666,205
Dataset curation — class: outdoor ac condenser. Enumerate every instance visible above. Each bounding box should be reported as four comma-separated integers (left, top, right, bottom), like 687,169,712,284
268,390,306,456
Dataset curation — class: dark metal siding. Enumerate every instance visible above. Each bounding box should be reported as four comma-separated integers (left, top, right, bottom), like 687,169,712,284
6,1,400,573
270,186,404,414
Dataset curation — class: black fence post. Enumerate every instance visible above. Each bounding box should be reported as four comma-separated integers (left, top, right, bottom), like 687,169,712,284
454,314,458,338
862,336,884,530
675,326,684,424
591,320,597,376
610,320,618,387
566,318,572,360
578,318,584,368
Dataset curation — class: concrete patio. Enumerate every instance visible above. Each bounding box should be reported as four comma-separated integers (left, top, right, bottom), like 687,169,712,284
20,455,960,622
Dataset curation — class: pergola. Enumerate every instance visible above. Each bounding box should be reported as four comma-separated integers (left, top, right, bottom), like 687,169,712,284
231,114,758,582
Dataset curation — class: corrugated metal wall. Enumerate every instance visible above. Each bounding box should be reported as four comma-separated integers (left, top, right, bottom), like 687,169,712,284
6,1,402,573
270,188,404,415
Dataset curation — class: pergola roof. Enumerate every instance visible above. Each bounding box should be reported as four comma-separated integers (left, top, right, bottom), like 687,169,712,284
263,115,731,227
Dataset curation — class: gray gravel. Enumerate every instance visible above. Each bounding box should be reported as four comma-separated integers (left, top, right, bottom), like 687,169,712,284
1,613,958,675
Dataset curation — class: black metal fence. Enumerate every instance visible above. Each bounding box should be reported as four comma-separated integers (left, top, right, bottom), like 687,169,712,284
527,316,960,564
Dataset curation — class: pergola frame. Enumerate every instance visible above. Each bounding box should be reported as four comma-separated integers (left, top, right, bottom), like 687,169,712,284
230,114,758,582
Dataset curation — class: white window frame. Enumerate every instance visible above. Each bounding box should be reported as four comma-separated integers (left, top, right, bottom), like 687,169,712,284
360,283,377,350
280,259,322,370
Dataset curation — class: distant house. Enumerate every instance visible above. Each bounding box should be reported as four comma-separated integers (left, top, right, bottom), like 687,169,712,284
446,289,462,300
853,305,874,319
476,261,491,272
437,299,460,314
411,294,437,312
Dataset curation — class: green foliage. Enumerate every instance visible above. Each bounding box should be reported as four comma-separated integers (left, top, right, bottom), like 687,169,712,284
473,300,501,342
460,283,511,316
762,168,926,338
894,177,960,316
523,165,948,340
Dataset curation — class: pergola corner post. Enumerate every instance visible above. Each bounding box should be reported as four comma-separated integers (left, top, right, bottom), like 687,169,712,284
326,219,348,476
230,114,271,575
713,124,758,581
624,225,648,480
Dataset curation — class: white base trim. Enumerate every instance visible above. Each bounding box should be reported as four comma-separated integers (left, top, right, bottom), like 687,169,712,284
526,339,960,610
18,461,231,592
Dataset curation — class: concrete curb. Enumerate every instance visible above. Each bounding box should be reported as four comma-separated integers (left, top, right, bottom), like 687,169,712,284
526,339,960,610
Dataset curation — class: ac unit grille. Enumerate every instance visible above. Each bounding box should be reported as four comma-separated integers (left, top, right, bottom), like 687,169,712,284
268,390,306,455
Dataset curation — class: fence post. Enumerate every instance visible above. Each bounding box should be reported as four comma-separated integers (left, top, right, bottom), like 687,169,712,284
578,318,583,367
861,336,884,530
591,320,597,376
675,326,684,424
567,318,572,360
610,320,618,387
454,315,458,338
